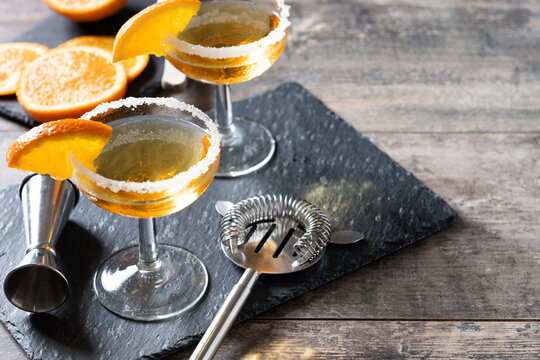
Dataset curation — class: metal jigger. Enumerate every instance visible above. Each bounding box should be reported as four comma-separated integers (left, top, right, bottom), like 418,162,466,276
3,174,78,312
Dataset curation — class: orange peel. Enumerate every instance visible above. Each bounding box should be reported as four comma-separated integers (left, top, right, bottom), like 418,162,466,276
6,119,112,180
112,0,200,62
43,0,129,22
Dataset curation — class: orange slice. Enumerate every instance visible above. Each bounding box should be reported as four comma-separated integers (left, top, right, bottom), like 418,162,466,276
112,0,200,62
57,35,149,83
17,46,127,123
6,119,112,180
0,43,49,96
43,0,128,22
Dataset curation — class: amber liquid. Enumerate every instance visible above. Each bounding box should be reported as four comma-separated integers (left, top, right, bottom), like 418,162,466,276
166,1,288,84
75,115,218,218
94,116,207,182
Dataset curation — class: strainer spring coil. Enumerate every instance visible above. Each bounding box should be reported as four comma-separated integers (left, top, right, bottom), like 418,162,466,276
220,194,331,266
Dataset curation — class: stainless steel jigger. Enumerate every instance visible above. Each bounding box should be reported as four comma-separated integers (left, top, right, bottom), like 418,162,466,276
3,173,78,312
190,195,332,360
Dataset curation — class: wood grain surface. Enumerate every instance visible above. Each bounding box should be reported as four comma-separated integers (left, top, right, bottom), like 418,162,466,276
171,320,540,359
0,0,538,359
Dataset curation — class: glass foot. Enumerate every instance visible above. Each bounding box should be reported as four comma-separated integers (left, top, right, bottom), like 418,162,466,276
93,244,208,321
216,117,275,177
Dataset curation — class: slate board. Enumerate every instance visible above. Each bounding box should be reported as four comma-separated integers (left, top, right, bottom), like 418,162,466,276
0,82,457,359
0,0,162,128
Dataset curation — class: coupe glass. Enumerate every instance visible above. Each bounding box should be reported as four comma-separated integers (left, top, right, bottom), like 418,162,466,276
165,0,290,177
70,97,220,321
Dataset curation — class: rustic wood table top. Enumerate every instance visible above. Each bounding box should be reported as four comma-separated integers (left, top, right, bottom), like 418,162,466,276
1,0,539,358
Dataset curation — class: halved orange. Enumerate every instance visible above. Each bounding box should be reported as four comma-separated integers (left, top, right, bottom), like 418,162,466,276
43,0,128,22
17,46,127,123
112,0,200,62
57,35,149,83
0,43,49,96
6,119,112,180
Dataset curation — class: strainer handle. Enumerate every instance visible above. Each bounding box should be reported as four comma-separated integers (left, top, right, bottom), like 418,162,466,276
190,268,259,360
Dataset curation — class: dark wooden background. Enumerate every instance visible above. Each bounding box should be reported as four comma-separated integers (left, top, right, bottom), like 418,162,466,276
0,0,538,358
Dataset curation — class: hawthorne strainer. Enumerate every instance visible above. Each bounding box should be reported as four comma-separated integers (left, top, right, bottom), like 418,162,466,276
190,194,339,360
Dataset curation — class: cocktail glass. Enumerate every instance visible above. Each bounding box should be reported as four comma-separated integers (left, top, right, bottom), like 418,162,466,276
165,0,290,177
70,97,220,321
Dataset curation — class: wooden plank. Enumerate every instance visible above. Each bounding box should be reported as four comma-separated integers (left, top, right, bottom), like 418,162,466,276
369,133,540,226
0,324,26,360
0,0,537,359
238,0,540,133
169,320,540,359
0,120,28,133
2,319,538,360
0,132,536,321
263,221,540,320
0,0,51,43
1,0,540,133
264,132,540,319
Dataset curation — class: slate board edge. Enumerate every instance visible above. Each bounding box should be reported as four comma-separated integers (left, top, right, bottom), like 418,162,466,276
0,102,35,129
0,81,459,360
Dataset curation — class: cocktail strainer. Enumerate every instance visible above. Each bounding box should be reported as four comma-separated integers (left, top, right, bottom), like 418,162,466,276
190,195,333,360
221,194,332,271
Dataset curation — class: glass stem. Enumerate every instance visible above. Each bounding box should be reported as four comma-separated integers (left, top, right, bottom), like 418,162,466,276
138,218,161,271
215,84,237,146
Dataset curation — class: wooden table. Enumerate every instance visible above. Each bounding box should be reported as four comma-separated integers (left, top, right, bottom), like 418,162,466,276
1,0,539,358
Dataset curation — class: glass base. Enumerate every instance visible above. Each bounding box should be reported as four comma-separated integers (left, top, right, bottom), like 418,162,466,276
93,244,208,321
216,117,275,177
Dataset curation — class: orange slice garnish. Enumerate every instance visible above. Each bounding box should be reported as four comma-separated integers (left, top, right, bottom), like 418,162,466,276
43,0,128,22
0,43,49,96
17,46,127,123
6,119,112,180
112,0,200,62
57,35,149,83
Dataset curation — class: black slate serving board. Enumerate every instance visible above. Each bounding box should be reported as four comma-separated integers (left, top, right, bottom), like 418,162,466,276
0,0,161,128
0,82,457,360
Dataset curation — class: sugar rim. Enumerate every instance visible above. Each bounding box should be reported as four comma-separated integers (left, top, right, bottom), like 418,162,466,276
165,0,290,59
73,97,220,194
